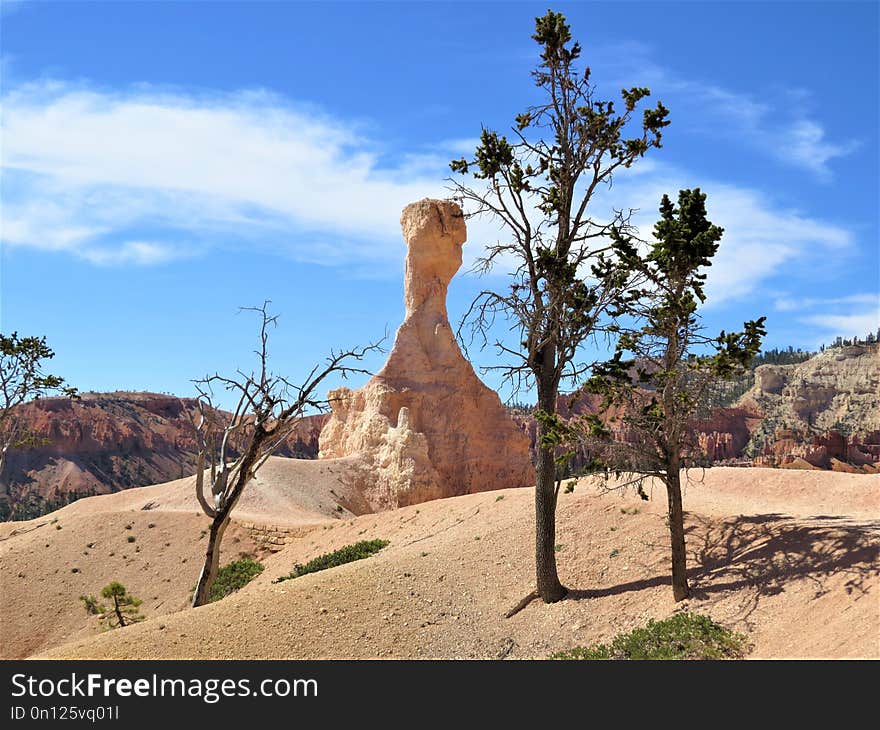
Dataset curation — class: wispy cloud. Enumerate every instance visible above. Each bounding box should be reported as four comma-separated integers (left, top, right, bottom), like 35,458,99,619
574,163,853,305
78,241,186,267
0,78,856,310
592,43,859,181
1,81,449,267
784,120,860,180
802,309,880,341
774,292,880,342
773,293,877,313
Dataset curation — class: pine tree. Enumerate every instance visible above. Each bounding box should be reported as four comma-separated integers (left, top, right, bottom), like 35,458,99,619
448,9,669,603
584,189,765,601
80,582,145,629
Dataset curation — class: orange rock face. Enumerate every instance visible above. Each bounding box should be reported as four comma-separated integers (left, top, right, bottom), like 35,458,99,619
319,199,534,509
1,393,326,519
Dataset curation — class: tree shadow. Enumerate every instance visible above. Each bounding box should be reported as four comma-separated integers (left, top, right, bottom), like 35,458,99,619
565,512,879,628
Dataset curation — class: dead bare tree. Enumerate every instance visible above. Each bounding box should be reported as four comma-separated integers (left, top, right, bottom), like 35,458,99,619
190,302,380,607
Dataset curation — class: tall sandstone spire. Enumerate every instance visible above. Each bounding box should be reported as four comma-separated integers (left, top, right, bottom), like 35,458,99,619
319,198,533,509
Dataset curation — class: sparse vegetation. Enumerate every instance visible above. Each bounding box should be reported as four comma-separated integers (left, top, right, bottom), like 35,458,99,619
273,539,389,582
207,557,264,602
550,613,749,660
80,582,144,630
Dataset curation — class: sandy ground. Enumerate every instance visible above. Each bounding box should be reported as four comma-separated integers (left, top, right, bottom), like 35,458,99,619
1,462,877,660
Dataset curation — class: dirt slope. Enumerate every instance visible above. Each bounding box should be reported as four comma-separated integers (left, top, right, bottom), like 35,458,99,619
2,463,876,660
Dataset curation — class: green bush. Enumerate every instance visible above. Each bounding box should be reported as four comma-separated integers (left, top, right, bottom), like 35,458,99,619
550,613,749,660
208,558,265,602
274,539,389,583
80,582,144,629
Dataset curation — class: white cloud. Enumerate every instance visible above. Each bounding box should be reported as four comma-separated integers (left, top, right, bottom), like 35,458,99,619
774,293,877,313
0,79,856,308
567,164,854,305
0,81,449,266
770,292,880,342
79,241,185,267
593,46,858,180
802,309,880,340
784,120,860,181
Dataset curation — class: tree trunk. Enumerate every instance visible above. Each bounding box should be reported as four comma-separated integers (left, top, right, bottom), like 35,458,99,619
666,469,690,602
113,595,126,628
535,379,566,603
192,510,231,607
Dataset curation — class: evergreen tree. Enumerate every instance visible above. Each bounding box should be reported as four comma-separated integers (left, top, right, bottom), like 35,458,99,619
80,582,145,629
584,189,765,601
448,9,669,603
0,333,77,495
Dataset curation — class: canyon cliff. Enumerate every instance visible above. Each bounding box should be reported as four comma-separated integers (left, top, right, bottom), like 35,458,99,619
0,392,325,519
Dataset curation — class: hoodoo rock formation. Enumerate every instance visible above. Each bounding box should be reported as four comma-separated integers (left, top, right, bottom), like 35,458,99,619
319,199,534,509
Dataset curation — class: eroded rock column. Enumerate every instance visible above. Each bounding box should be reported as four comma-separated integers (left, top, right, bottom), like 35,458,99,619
319,198,534,509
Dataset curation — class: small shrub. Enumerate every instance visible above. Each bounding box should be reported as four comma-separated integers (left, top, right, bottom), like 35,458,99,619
208,558,265,602
80,594,100,615
550,613,749,660
609,548,619,558
79,582,144,630
274,539,389,583
495,495,504,502
127,536,136,543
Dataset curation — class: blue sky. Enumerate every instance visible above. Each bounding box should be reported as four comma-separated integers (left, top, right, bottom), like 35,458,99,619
1,1,877,406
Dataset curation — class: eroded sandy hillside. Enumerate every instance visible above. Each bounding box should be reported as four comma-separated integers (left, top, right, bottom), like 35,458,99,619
1,462,876,660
